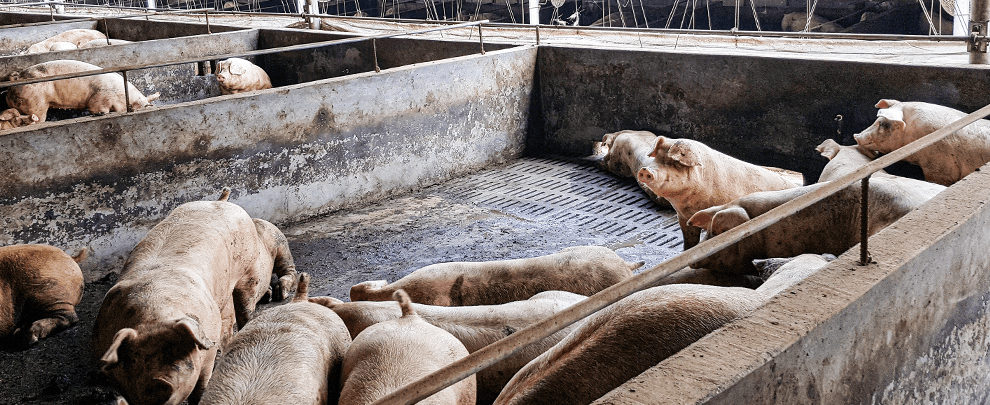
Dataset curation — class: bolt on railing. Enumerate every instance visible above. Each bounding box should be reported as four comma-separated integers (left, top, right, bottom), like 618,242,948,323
370,102,990,405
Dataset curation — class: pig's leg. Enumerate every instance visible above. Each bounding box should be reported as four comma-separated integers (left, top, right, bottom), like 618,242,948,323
187,352,216,405
232,284,259,329
24,306,79,344
679,216,701,250
0,303,15,338
270,238,297,302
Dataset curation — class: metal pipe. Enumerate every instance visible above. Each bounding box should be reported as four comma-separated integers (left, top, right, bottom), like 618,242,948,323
102,18,111,45
368,101,990,405
860,175,870,265
372,38,380,72
122,70,132,113
478,24,485,54
205,9,211,34
528,0,539,25
0,20,490,90
971,0,990,63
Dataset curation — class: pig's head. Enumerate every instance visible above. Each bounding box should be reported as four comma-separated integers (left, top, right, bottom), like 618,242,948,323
687,205,762,273
636,137,704,197
853,99,906,154
100,317,214,405
687,205,750,237
216,58,250,87
0,108,39,130
600,130,640,176
130,92,160,111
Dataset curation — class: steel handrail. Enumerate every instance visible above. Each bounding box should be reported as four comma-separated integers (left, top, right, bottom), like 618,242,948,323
371,102,990,405
0,19,487,89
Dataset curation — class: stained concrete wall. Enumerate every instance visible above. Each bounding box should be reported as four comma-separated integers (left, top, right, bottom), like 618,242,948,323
534,45,990,181
0,45,535,281
595,162,990,404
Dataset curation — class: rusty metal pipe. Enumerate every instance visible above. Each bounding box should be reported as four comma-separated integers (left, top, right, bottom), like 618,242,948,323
122,70,132,113
369,101,990,405
860,175,870,265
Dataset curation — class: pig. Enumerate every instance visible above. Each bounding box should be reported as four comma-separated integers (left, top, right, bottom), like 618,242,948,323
216,58,272,95
598,130,672,208
338,289,476,405
26,29,107,53
6,60,161,122
781,12,842,32
636,136,801,249
312,290,586,405
200,273,352,405
79,39,133,48
46,41,78,52
0,245,85,347
493,254,834,405
686,167,944,274
349,245,642,306
91,189,297,405
0,108,39,130
853,99,990,186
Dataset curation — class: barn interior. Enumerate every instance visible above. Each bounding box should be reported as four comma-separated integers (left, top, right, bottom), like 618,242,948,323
1,6,989,405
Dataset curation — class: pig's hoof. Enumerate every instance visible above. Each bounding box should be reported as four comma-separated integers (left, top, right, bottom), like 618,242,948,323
259,286,273,304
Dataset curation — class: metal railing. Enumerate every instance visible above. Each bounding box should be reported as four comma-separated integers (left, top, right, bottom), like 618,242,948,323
369,103,990,404
0,19,490,110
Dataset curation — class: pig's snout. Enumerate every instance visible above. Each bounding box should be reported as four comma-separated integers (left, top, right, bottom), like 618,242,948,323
637,167,655,184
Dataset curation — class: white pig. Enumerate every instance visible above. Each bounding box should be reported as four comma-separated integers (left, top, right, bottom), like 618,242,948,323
79,39,132,48
599,130,672,208
26,29,107,54
338,289,475,405
636,136,800,249
349,246,642,306
216,58,272,95
0,108,39,130
311,290,585,405
781,12,842,32
6,60,160,122
200,273,352,405
46,41,78,52
853,99,990,186
493,254,834,405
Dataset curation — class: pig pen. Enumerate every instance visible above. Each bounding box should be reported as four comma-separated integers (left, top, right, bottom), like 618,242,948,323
2,13,990,404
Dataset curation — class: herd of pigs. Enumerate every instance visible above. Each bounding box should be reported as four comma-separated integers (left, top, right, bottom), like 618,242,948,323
1,28,273,129
4,28,990,405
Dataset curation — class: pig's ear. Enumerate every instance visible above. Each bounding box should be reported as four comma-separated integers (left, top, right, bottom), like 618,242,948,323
667,140,703,167
816,139,840,160
174,317,214,350
687,208,717,230
101,328,138,370
648,136,668,158
711,207,750,235
875,99,900,109
230,62,247,75
0,109,14,120
146,92,160,103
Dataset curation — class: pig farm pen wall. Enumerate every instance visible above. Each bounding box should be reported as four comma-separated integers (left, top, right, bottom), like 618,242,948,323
2,13,990,404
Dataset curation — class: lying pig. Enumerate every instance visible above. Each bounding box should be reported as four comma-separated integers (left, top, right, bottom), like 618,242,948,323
47,41,78,52
6,60,160,122
1,245,85,347
312,290,585,405
781,12,842,32
599,130,672,208
92,189,297,405
200,273,352,405
687,170,944,274
636,136,800,249
79,39,132,48
216,58,272,95
349,246,642,306
853,99,990,186
0,108,39,130
26,29,107,53
494,254,834,405
338,289,475,405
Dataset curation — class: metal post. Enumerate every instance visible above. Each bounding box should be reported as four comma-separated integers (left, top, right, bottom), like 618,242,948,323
122,71,133,113
971,0,990,63
307,0,320,29
529,0,539,25
102,19,111,45
372,39,381,72
859,175,870,265
147,0,156,10
535,25,540,45
205,10,212,34
478,24,485,54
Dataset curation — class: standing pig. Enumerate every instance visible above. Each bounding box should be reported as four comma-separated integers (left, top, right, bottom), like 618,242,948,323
636,136,800,249
853,99,990,186
598,130,672,208
1,245,85,347
493,254,834,405
0,108,39,130
92,189,297,405
338,289,476,405
312,290,585,405
216,58,272,95
686,170,944,274
6,60,160,122
200,273,352,405
349,246,642,306
26,29,107,53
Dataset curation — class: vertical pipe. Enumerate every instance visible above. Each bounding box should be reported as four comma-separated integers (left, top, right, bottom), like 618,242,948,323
372,38,381,72
102,19,111,45
147,0,156,10
957,0,972,35
307,0,321,29
859,175,870,265
205,10,212,34
297,0,306,14
122,71,133,113
529,0,539,25
535,25,540,44
971,0,990,63
478,24,485,54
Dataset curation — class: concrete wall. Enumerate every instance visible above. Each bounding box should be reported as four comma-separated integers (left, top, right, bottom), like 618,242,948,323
595,162,990,404
534,45,990,180
0,45,536,280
